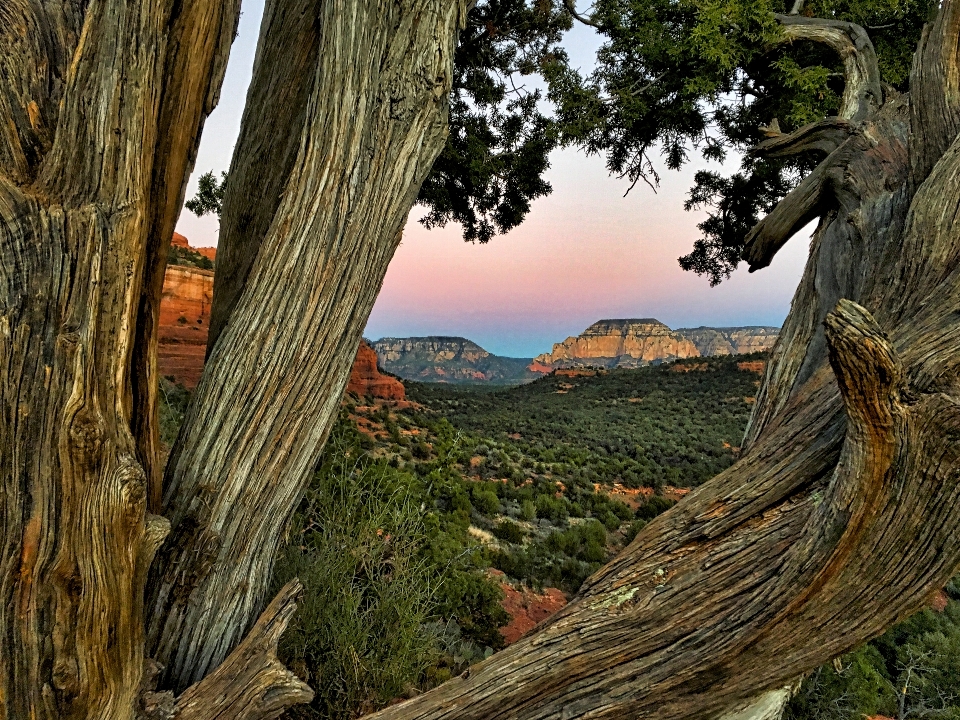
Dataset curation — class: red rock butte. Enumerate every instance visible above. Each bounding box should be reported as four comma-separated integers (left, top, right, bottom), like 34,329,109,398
158,236,404,402
345,341,406,400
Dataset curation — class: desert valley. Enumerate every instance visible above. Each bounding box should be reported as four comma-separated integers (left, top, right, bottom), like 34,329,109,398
155,238,960,720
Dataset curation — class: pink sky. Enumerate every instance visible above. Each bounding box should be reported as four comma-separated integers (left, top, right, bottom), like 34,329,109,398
175,4,809,358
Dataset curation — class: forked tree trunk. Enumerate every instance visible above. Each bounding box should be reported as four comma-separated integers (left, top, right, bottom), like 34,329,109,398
2,0,469,714
144,0,470,692
360,6,960,720
0,0,242,716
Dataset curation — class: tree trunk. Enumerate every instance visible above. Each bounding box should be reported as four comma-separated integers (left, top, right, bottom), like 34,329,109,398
0,0,240,716
145,0,470,692
361,6,960,720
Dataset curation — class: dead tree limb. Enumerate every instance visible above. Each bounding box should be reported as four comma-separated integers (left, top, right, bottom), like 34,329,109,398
774,14,882,121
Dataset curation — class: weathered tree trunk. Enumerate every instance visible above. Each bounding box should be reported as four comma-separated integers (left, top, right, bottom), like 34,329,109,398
145,0,470,691
0,0,241,716
360,5,960,720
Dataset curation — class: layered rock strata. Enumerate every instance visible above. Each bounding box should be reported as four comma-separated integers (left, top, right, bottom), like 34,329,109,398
345,342,406,400
372,337,539,384
676,326,780,357
158,264,214,388
533,319,780,370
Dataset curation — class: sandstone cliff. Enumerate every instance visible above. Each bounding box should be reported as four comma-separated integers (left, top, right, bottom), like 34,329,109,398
533,319,700,370
372,337,539,384
158,263,214,388
676,326,780,356
158,236,404,400
346,342,405,400
532,320,780,370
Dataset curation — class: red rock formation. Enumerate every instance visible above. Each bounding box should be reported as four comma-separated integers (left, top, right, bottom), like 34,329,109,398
346,342,406,400
158,264,213,388
171,231,217,261
488,570,567,645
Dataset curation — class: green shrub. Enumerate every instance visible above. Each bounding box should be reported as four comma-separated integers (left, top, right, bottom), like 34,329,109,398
636,495,676,521
492,519,525,544
158,377,191,447
535,494,568,524
273,439,435,719
518,499,536,521
471,487,501,515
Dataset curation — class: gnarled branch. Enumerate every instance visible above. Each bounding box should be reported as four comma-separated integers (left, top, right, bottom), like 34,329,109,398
774,14,882,122
742,145,844,271
172,580,313,720
750,117,854,159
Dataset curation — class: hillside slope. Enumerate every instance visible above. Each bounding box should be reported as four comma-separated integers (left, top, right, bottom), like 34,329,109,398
372,336,540,384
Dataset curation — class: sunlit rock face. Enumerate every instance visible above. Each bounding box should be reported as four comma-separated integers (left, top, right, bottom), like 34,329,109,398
533,320,780,370
533,319,698,369
158,263,214,389
346,341,406,400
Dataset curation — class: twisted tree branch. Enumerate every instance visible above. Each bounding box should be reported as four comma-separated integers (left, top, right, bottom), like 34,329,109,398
774,14,882,122
171,580,313,720
750,117,854,159
563,0,601,28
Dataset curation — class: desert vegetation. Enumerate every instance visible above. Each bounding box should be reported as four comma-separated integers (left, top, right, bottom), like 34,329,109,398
159,357,960,718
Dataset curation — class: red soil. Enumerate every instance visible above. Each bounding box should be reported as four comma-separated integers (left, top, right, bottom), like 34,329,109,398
488,570,568,645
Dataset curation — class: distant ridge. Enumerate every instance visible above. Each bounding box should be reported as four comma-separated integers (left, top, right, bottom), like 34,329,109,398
532,319,779,371
371,336,540,384
372,322,779,384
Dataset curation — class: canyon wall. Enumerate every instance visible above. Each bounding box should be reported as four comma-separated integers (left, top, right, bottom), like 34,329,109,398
532,319,780,371
158,236,403,400
158,264,214,388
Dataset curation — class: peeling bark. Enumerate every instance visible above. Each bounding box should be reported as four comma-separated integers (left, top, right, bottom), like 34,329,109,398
146,0,470,692
0,0,240,716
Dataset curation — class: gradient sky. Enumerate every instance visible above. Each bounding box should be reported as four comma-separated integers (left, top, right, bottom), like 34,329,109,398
175,3,811,358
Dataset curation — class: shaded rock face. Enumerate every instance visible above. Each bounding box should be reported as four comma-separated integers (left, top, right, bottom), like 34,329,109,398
158,263,214,388
372,337,540,384
533,320,780,370
676,326,780,357
346,342,405,400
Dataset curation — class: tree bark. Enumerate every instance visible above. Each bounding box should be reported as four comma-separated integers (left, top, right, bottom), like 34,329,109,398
0,0,240,716
358,7,960,720
145,0,470,692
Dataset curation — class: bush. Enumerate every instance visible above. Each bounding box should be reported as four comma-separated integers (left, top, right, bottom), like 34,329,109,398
636,495,676,521
158,377,191,447
273,437,435,719
518,499,536,521
492,519,525,544
471,487,501,515
535,494,568,524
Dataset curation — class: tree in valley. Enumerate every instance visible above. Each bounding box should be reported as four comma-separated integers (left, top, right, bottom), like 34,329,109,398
2,0,960,718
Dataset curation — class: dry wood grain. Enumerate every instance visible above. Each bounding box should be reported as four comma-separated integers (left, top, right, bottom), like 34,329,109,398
146,0,471,692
